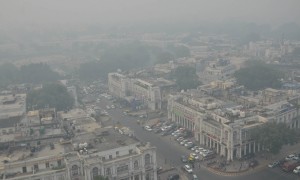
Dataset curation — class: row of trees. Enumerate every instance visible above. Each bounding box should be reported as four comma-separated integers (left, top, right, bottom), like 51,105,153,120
0,63,61,88
251,122,297,154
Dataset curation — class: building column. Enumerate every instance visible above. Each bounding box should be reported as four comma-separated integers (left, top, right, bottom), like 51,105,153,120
253,142,256,153
244,144,247,155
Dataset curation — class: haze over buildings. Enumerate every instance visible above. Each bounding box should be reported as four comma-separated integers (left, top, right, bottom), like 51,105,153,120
0,0,300,30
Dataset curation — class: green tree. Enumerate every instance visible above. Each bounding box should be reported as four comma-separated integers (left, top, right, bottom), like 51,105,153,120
250,122,297,154
234,61,283,90
0,63,20,88
20,63,60,84
172,66,200,91
26,82,74,111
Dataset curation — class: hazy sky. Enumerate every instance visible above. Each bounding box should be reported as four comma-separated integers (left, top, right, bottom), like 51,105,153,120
0,0,299,29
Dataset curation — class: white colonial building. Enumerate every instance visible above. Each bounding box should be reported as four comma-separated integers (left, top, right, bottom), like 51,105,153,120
168,91,268,161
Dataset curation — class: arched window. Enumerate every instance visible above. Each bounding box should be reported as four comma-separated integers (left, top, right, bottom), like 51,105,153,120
134,160,138,169
145,154,151,165
92,167,99,179
71,165,79,176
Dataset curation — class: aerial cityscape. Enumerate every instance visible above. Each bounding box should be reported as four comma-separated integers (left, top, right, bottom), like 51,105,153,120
0,0,300,180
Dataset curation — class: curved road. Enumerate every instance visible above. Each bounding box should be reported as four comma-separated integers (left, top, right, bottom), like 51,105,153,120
99,100,298,180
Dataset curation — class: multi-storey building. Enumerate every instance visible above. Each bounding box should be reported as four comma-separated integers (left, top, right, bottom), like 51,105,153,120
0,94,26,136
0,128,157,180
108,73,129,99
259,96,300,129
168,91,268,161
199,59,236,83
108,72,162,110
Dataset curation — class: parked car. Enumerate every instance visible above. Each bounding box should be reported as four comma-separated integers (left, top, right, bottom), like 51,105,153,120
180,139,189,145
176,137,184,142
293,166,300,174
184,141,193,147
268,161,280,168
191,146,199,151
285,154,297,161
144,126,152,132
183,164,193,173
181,155,188,163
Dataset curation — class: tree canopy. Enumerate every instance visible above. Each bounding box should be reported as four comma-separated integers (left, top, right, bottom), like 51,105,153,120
77,42,151,81
0,63,60,88
250,122,297,154
234,61,283,90
26,83,74,111
172,66,200,91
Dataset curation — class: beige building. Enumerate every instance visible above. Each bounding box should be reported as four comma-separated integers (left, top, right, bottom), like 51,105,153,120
168,92,268,161
108,72,162,110
0,128,157,180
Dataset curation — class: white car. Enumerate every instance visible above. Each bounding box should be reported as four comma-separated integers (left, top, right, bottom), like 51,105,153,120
184,142,193,147
191,146,199,151
199,149,208,155
111,105,115,109
144,126,152,132
106,105,111,110
293,166,300,174
180,140,188,145
285,154,296,161
183,165,193,173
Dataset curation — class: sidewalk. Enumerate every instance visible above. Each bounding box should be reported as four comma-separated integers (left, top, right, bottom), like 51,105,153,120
200,142,300,177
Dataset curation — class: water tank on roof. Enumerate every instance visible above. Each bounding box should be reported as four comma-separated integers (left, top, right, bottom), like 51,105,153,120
240,111,246,118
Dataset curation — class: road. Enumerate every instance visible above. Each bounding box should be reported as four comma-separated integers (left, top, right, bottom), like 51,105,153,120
98,99,299,180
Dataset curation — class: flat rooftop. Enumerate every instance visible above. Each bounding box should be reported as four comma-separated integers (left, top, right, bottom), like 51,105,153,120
72,127,139,152
0,143,65,169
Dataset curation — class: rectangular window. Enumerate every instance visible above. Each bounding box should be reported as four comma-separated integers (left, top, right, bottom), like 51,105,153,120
22,166,27,173
102,157,106,161
116,151,119,156
129,149,133,154
34,164,39,171
109,155,112,159
46,162,50,168
57,160,62,166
